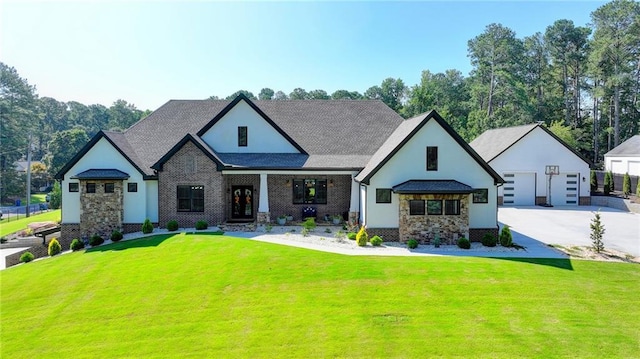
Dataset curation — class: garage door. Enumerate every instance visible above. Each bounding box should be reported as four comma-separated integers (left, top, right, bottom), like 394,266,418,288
550,173,579,206
502,173,535,205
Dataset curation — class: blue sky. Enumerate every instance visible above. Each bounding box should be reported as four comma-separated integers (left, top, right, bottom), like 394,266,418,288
2,1,605,111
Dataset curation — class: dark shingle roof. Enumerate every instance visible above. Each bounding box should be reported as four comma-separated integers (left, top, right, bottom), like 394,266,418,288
216,153,371,170
72,169,130,179
605,135,640,156
392,180,474,194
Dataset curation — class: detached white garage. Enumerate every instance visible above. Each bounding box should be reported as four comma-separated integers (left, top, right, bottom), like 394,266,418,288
470,124,591,206
604,135,640,177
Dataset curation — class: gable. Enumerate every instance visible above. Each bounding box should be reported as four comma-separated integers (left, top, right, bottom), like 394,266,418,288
152,134,223,171
198,96,304,154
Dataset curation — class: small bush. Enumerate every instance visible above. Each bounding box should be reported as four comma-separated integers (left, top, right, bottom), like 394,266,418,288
324,228,331,233
481,233,497,247
335,230,346,241
370,235,383,246
265,224,273,233
20,251,34,263
622,173,631,198
195,220,208,230
347,232,357,240
590,211,605,253
590,170,598,192
167,220,179,231
637,179,640,198
407,239,418,249
303,218,316,231
301,228,310,237
70,238,85,251
142,218,154,234
48,238,62,256
89,234,104,247
499,226,513,247
356,226,368,247
457,237,471,249
110,230,123,242
433,234,441,248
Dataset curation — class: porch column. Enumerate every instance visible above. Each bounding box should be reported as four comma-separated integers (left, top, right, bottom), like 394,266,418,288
257,172,270,223
349,175,360,226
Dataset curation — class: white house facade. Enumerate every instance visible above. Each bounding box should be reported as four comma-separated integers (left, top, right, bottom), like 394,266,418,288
604,135,640,177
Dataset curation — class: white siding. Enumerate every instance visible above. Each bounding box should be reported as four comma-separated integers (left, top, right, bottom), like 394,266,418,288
200,100,300,153
501,173,536,205
605,156,640,176
145,180,159,222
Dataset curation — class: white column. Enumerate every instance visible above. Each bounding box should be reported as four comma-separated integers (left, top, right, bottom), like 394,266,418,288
258,173,269,212
349,175,359,212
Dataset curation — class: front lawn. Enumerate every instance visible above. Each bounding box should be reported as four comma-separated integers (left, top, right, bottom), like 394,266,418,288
1,233,638,358
0,209,61,237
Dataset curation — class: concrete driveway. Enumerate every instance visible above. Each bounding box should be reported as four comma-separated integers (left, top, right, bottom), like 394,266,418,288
498,206,640,257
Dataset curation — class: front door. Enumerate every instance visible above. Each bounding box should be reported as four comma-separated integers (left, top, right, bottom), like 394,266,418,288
231,186,254,220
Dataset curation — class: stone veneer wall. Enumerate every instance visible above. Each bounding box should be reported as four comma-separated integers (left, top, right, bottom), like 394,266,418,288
267,174,352,222
80,180,123,238
398,193,469,243
158,141,224,228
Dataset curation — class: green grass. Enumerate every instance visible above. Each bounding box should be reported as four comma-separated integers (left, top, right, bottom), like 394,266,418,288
0,209,61,237
2,234,639,358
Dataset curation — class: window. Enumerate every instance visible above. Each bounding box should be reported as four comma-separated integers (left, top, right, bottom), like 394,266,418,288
409,200,425,215
128,183,138,192
426,146,438,171
105,183,115,193
238,126,248,147
177,185,204,212
427,200,442,215
69,183,79,192
444,200,460,215
293,179,327,204
86,183,96,193
473,189,488,203
376,189,392,203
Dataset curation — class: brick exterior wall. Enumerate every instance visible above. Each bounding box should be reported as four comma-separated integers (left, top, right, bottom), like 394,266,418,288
469,227,499,242
579,196,591,205
158,141,225,228
79,179,123,238
398,193,470,243
536,196,547,205
224,174,260,221
367,228,400,242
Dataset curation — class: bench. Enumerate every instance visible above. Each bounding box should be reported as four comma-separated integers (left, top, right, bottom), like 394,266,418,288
34,226,61,245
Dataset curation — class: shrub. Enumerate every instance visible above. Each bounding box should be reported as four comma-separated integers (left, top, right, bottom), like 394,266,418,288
48,238,62,256
142,219,154,234
303,218,316,231
370,235,383,246
20,251,34,263
49,181,62,209
356,226,368,247
265,224,273,233
70,238,84,251
195,220,208,230
347,232,357,240
433,234,441,248
590,170,598,193
637,178,640,198
407,239,418,249
335,230,346,241
324,228,331,233
481,233,497,247
110,230,123,242
167,220,179,231
622,173,631,198
590,211,605,253
89,234,104,247
301,228,310,237
457,237,471,249
499,226,513,247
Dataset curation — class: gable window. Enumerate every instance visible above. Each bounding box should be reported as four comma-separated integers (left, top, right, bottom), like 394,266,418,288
238,126,248,147
69,183,79,192
444,199,460,215
376,189,392,203
473,189,488,203
292,179,327,204
427,200,442,215
177,185,204,212
105,183,115,193
409,200,425,215
128,183,138,192
426,146,438,171
86,183,96,193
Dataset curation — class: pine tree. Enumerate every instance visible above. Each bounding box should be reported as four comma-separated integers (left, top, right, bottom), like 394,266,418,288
590,170,598,193
622,173,631,198
590,211,605,253
603,171,613,195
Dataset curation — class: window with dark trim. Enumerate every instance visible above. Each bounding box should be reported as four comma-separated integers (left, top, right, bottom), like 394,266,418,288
426,146,438,171
473,189,488,203
177,185,204,212
376,189,392,203
427,200,442,215
69,183,79,192
409,200,425,215
128,183,138,192
105,183,115,193
86,183,96,193
444,199,460,215
293,179,327,204
238,126,248,147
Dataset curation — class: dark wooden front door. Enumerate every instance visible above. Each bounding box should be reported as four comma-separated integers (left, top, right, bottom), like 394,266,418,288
231,186,253,220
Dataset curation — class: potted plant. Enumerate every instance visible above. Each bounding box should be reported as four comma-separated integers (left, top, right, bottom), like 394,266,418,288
277,215,287,225
286,214,293,221
332,215,342,225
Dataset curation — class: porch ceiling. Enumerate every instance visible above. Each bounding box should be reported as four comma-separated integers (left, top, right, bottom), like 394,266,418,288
392,180,474,194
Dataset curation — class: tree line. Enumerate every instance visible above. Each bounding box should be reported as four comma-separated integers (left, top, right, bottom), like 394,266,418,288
1,0,638,204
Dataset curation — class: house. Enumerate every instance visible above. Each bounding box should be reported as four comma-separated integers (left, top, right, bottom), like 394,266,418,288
470,123,591,206
55,94,502,242
604,135,640,177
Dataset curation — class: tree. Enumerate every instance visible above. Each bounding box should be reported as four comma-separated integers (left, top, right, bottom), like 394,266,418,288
45,128,90,177
108,99,142,131
273,91,288,100
225,90,256,100
37,97,68,159
590,211,605,253
330,90,363,100
603,171,613,195
307,89,329,100
622,172,631,197
258,88,275,100
548,120,577,148
49,181,61,209
636,177,640,197
590,170,598,193
522,33,552,122
289,88,309,100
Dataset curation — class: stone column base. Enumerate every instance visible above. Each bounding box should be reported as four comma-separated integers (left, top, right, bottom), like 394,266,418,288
348,211,359,226
257,212,270,224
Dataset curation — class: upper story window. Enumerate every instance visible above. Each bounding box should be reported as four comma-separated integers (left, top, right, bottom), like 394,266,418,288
293,179,327,204
473,189,488,203
426,146,438,171
128,183,138,192
69,183,79,192
238,126,248,147
105,183,115,193
86,183,96,193
376,188,392,203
